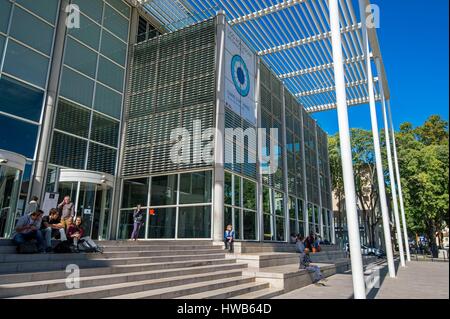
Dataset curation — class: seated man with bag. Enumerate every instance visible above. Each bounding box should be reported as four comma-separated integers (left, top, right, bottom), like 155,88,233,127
41,208,68,252
11,210,45,253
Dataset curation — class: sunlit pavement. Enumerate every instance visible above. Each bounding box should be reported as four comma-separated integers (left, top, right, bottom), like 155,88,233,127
274,260,449,299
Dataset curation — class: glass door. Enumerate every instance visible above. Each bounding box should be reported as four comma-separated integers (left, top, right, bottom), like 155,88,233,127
0,165,22,238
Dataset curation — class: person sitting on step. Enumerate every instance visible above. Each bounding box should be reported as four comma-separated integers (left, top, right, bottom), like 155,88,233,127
299,247,326,285
67,216,103,253
41,208,68,252
11,210,45,253
224,224,235,253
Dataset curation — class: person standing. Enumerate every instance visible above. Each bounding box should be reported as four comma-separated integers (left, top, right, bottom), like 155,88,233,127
130,204,144,241
25,196,39,215
58,196,74,220
224,224,235,253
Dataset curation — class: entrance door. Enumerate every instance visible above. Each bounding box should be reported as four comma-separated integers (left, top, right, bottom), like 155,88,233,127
57,181,112,239
0,165,22,238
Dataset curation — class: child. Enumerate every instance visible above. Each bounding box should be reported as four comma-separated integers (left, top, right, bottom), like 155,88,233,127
223,224,235,253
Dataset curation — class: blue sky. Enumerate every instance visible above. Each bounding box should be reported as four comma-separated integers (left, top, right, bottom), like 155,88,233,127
312,0,449,135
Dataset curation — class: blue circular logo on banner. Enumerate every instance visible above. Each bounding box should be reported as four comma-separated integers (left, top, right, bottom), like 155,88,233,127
231,55,250,97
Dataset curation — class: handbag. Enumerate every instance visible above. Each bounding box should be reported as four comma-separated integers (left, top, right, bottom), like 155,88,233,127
18,241,38,254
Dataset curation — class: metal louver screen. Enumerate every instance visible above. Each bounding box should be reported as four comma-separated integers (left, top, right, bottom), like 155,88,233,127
123,18,216,177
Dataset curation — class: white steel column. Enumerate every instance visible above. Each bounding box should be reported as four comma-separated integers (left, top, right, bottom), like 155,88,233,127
387,100,411,261
329,0,366,299
359,0,396,278
213,11,226,242
376,59,406,267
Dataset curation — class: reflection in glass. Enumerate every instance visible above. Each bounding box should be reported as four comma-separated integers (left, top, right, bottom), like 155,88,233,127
118,209,146,239
151,174,177,206
242,178,256,210
273,191,284,216
276,217,285,241
263,213,272,241
179,171,211,204
148,207,176,238
224,172,232,205
122,178,148,208
177,206,211,238
243,210,257,240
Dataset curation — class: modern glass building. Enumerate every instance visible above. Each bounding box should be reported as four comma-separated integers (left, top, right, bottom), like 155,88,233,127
0,0,333,243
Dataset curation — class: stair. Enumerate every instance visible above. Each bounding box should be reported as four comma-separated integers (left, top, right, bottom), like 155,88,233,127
0,239,284,299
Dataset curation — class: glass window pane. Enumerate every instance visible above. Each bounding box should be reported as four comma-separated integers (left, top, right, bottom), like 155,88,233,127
0,35,4,54
9,6,54,55
243,210,257,240
224,172,232,205
94,83,122,119
297,199,304,221
121,178,148,208
234,176,241,207
179,171,211,204
103,4,129,41
90,113,119,147
97,56,125,92
72,0,103,23
0,113,38,158
50,132,87,169
298,221,305,237
64,37,98,78
150,174,177,206
148,207,176,238
288,196,296,219
15,0,59,24
177,206,211,238
59,66,94,107
263,214,272,241
117,209,145,239
234,208,241,240
68,14,101,50
87,142,116,175
100,30,127,66
276,217,285,241
274,191,284,217
0,75,44,122
0,0,12,34
55,99,90,138
224,206,232,229
106,0,130,18
263,187,271,214
242,178,256,210
3,40,49,88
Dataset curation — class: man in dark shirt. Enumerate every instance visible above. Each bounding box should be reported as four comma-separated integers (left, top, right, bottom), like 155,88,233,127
41,208,67,252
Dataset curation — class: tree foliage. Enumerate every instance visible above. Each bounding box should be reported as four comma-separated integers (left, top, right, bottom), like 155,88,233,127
328,115,449,249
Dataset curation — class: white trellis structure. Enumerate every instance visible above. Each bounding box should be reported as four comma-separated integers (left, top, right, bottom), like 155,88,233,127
137,0,411,299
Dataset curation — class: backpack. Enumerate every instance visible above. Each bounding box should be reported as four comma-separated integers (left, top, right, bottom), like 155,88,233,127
54,241,72,253
17,241,38,254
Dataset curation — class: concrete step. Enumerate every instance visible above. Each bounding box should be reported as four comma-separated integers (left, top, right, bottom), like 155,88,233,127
0,258,237,284
0,246,17,254
106,276,256,299
100,245,220,251
97,240,213,246
0,263,247,298
0,253,226,274
0,249,225,263
10,270,246,299
180,281,270,299
229,287,285,299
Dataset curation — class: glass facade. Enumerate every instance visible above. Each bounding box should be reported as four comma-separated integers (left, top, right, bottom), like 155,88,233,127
50,0,131,175
119,170,213,239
